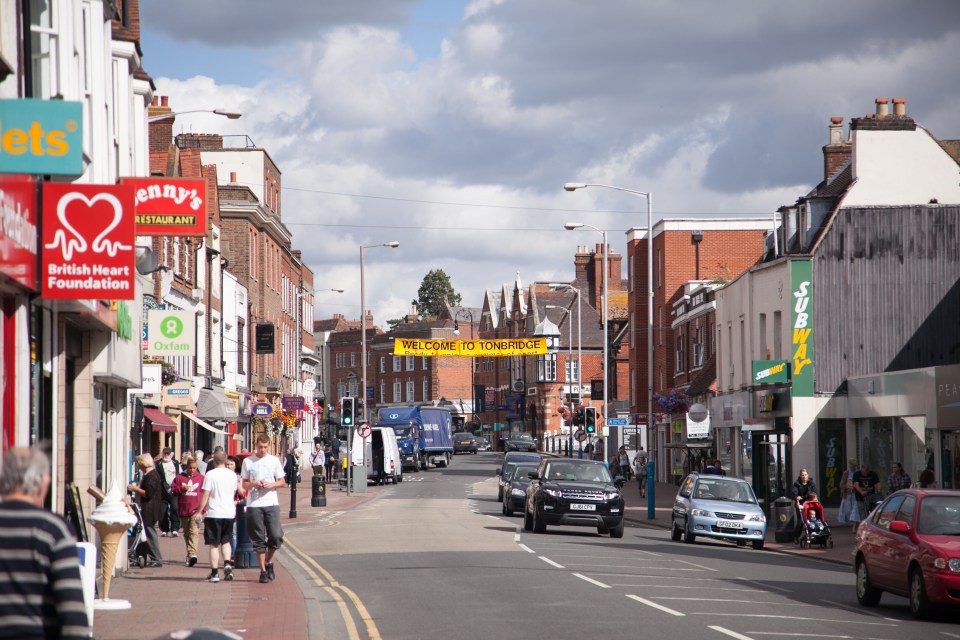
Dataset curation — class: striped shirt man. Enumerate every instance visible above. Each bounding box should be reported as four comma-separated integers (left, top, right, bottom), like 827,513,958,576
0,501,91,639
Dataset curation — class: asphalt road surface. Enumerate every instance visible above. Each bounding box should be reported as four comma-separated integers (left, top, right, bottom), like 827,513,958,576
282,453,960,640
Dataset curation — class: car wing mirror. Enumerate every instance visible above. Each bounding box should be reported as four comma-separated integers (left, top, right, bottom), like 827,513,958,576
889,520,911,535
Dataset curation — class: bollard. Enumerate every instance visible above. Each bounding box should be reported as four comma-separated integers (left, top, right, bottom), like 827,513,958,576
233,500,257,569
311,475,327,507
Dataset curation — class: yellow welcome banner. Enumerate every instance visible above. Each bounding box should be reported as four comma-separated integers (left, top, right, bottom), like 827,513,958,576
393,338,547,357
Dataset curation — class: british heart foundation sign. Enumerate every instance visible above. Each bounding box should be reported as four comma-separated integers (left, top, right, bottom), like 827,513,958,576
121,178,207,236
42,183,135,300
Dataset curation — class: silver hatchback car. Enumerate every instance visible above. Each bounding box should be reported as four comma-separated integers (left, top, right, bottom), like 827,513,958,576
671,473,767,549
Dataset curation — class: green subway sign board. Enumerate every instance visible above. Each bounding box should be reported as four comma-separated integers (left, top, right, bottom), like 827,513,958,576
790,259,814,397
752,360,790,384
0,99,83,175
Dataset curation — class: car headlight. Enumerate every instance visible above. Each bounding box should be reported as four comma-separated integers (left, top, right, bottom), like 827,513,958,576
690,508,712,517
511,488,525,497
950,559,960,573
603,491,621,501
542,487,562,498
747,514,766,523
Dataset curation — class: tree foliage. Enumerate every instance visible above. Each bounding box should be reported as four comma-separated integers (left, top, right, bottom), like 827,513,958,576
414,269,461,319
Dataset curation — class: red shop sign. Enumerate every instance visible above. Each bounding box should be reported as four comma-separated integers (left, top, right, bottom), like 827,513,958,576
41,183,136,300
121,177,207,237
0,175,39,291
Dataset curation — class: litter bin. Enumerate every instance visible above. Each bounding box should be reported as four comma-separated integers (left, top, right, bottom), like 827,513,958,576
234,500,257,569
773,496,797,543
311,475,327,507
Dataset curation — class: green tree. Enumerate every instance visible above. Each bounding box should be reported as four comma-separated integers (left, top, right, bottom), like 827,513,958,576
415,269,461,319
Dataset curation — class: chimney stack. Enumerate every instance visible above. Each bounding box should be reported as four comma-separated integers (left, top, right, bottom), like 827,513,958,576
823,116,851,181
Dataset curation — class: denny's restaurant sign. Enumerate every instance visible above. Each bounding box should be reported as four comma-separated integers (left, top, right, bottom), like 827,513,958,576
121,178,207,236
393,338,547,357
41,183,135,300
0,99,83,176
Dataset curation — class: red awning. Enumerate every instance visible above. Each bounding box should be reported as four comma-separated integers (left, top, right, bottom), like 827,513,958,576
143,407,177,433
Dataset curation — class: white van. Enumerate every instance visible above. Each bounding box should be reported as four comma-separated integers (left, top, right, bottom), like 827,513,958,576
351,426,403,485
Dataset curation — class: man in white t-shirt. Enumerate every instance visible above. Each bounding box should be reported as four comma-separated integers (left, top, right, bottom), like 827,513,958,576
241,434,287,584
197,451,239,583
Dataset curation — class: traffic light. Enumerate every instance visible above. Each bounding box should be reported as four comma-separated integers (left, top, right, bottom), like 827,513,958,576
584,407,597,434
574,406,584,426
340,397,355,427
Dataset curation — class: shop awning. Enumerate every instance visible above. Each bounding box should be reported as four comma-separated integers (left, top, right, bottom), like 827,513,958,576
143,407,177,433
196,388,238,421
182,411,229,436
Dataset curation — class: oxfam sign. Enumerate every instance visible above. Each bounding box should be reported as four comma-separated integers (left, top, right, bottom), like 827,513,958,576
145,309,195,356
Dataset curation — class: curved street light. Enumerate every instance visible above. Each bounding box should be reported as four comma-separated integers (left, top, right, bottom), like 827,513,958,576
147,108,242,123
564,181,655,519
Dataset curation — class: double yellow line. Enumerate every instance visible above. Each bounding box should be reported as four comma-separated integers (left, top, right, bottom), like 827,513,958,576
283,540,382,640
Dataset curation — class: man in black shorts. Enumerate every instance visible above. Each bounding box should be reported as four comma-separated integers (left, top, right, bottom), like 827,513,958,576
197,452,239,583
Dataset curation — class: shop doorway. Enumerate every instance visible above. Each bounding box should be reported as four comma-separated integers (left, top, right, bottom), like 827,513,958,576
752,430,792,517
941,431,960,490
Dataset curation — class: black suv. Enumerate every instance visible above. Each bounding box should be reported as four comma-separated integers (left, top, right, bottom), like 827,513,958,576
504,432,537,452
524,458,626,538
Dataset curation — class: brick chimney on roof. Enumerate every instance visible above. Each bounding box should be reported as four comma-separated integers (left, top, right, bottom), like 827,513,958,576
148,95,174,153
822,116,851,181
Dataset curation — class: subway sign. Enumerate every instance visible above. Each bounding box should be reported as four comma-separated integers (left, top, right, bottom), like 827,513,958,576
0,99,83,176
791,259,815,397
752,360,790,384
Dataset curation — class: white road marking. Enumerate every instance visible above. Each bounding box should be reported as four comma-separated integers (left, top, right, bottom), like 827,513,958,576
817,599,894,620
692,613,896,627
518,544,535,554
626,594,685,616
748,634,898,639
709,626,755,640
564,562,707,571
655,597,812,606
678,559,717,572
735,577,792,593
539,556,565,569
609,584,770,593
573,573,611,588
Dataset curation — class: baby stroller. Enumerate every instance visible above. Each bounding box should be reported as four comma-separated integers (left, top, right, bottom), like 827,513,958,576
126,501,162,567
796,498,833,549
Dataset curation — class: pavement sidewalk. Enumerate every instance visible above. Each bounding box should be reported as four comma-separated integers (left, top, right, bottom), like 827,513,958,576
92,476,378,640
621,478,858,566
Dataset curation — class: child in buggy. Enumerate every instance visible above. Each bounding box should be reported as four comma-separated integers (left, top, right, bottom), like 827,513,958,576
795,494,833,549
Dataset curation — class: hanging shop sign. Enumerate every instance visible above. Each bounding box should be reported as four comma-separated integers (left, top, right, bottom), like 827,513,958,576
790,259,814,397
41,183,136,300
0,175,38,290
145,309,196,357
752,360,790,385
392,338,547,357
0,99,83,176
120,177,207,236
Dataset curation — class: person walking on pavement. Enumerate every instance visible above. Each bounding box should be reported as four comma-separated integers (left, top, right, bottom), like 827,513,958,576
241,434,287,584
171,455,204,567
887,462,912,494
197,452,239,583
618,446,632,481
634,455,648,498
852,462,880,522
309,441,326,476
792,468,818,504
0,447,92,640
127,453,163,566
330,434,342,479
157,447,182,537
194,450,207,474
838,459,860,527
324,445,336,482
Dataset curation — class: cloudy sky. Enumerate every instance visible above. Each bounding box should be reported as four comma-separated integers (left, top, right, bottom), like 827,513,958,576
141,0,960,325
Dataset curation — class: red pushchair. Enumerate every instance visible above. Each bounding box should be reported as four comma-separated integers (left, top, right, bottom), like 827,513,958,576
795,498,833,549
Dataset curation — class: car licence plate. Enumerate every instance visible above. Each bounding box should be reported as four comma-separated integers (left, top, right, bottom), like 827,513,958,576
570,503,596,511
717,520,742,529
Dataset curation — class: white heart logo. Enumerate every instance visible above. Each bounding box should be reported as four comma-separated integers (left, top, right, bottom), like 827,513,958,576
44,192,132,260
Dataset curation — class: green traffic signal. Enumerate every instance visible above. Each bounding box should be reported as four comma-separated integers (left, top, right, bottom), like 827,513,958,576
341,397,355,426
584,407,596,434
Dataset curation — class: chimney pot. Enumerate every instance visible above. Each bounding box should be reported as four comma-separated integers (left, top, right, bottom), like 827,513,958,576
161,96,168,107
893,98,907,116
230,171,237,183
828,117,844,144
875,98,890,117
830,116,843,125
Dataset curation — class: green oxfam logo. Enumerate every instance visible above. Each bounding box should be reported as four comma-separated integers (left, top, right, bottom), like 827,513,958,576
160,315,184,339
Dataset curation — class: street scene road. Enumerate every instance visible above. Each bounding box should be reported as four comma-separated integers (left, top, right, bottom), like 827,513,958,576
279,453,959,640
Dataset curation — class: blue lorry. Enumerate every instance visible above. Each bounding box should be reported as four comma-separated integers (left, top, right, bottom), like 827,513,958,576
376,405,454,471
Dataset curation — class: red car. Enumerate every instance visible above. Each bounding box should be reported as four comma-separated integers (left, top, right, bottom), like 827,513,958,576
854,488,960,618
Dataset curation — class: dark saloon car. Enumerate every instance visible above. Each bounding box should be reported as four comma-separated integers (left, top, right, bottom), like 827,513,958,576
496,452,542,502
504,432,537,452
453,432,479,455
524,458,625,538
854,489,960,619
502,463,540,517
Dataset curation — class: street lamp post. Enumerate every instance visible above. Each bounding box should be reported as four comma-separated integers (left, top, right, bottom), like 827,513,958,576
357,241,400,494
546,304,574,456
564,182,655,518
561,222,608,464
547,283,581,458
291,285,343,517
147,108,242,123
453,309,475,427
